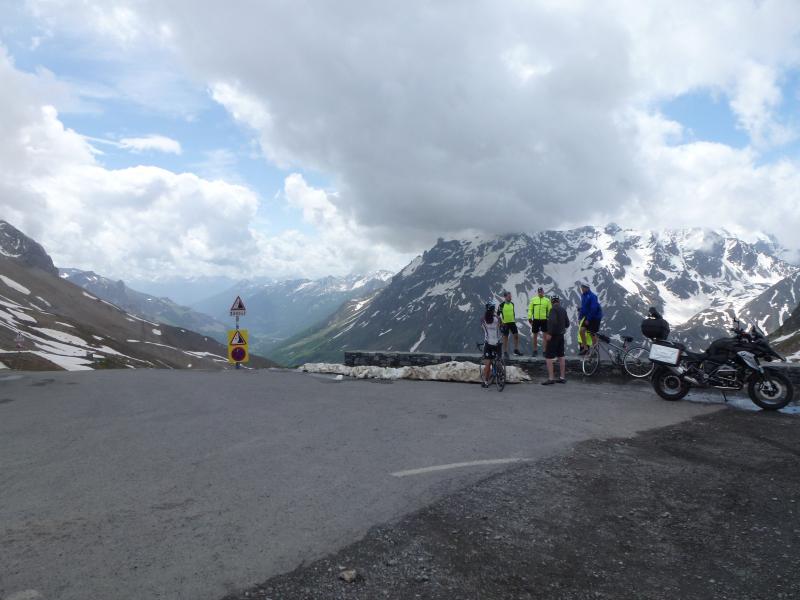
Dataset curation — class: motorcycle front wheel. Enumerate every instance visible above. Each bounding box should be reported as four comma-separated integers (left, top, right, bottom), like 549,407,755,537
748,371,794,411
652,367,691,401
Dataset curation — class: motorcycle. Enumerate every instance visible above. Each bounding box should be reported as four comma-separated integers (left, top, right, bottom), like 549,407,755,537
648,318,794,411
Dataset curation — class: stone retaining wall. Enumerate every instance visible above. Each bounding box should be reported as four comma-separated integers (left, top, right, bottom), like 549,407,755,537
343,350,800,385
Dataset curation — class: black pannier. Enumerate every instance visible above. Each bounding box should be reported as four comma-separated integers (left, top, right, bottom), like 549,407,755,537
641,317,670,340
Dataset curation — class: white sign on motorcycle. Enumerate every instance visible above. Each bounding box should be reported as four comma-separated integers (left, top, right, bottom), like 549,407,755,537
649,344,680,365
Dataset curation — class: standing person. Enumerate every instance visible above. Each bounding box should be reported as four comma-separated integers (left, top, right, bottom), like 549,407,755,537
481,302,502,388
527,287,552,357
578,283,602,355
542,296,569,385
498,290,523,358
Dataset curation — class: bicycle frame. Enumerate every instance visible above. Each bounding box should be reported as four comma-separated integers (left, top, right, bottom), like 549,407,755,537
590,336,628,365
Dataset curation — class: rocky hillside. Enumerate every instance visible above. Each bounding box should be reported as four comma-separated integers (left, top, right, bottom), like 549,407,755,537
0,224,276,371
0,221,58,275
192,272,393,355
282,225,799,364
60,268,227,342
769,302,800,362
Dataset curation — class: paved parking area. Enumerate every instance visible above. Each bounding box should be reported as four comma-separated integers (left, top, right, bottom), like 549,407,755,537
0,370,719,600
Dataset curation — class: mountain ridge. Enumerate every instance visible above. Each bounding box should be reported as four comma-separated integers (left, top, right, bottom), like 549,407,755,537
60,268,227,341
281,225,800,363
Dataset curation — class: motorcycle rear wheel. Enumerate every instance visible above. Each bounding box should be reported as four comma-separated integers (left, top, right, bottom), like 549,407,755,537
748,371,794,411
652,368,690,401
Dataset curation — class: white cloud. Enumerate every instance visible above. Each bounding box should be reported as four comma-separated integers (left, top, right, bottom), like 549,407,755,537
0,45,409,280
56,0,796,251
0,47,259,280
118,134,182,154
9,1,800,276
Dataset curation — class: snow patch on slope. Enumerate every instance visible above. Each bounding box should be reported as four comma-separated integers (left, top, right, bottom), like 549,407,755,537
0,275,30,295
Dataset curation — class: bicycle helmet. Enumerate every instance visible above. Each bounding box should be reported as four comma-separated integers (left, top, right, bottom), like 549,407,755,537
550,295,560,303
485,302,496,311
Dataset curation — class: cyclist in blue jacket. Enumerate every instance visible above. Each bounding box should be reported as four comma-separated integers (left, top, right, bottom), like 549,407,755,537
578,283,602,355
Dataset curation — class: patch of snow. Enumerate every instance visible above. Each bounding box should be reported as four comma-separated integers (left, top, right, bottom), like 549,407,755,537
32,327,87,346
410,330,426,352
352,298,372,312
31,351,93,371
400,255,423,278
0,275,30,295
35,296,51,307
125,313,159,326
82,291,98,300
55,321,75,328
300,361,530,383
378,328,392,337
9,309,36,323
92,335,104,341
0,360,7,369
152,328,162,336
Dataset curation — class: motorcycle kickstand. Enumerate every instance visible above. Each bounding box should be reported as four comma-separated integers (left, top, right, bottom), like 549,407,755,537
720,390,728,403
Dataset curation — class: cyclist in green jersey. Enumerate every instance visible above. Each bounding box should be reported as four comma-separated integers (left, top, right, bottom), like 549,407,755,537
498,290,523,358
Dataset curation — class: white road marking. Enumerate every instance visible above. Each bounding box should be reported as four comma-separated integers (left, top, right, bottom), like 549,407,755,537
391,458,531,477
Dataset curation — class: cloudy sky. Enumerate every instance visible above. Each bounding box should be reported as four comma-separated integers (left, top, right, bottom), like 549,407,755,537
1,0,799,283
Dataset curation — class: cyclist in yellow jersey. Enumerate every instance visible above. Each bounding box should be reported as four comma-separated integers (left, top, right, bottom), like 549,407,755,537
497,290,523,358
527,286,552,357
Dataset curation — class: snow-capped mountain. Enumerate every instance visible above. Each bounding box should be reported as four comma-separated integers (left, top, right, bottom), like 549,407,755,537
282,225,800,364
0,222,276,371
192,271,394,355
60,268,227,341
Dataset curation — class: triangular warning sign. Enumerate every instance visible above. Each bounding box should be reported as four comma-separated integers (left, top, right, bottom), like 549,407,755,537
230,330,246,345
230,296,246,312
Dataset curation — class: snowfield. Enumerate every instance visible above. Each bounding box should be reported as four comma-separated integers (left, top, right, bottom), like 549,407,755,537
300,361,530,383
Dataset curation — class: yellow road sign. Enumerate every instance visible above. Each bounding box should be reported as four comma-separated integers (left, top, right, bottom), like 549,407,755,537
227,328,249,363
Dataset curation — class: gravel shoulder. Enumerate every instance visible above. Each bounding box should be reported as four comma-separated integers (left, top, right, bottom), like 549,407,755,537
225,409,800,600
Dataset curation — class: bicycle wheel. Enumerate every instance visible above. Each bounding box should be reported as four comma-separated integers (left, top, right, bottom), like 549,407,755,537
495,359,506,391
623,346,653,378
582,345,600,376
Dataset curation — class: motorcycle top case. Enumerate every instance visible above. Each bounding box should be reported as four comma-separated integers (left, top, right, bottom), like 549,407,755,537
649,340,681,365
641,317,670,340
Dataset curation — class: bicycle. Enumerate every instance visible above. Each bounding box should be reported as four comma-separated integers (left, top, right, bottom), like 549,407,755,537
476,342,506,391
581,333,653,378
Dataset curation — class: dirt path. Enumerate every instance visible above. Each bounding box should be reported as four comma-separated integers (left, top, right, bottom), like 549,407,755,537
226,409,800,600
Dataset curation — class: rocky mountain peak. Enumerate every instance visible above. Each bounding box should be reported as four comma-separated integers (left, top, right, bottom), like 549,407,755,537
0,221,58,276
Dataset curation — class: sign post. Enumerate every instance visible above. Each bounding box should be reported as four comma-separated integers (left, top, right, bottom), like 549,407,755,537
228,296,248,369
14,332,24,370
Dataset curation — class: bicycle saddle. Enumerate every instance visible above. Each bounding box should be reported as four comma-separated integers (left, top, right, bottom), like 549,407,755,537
598,334,611,343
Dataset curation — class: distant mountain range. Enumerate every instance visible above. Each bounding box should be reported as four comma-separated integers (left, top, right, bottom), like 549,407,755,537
9,219,799,369
191,272,394,357
0,220,276,371
281,225,800,364
60,268,227,341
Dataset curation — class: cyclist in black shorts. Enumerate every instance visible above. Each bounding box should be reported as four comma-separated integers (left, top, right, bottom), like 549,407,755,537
527,286,552,357
481,302,502,386
498,290,523,358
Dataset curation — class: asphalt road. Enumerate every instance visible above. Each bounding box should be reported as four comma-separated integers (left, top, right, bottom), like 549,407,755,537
0,370,719,600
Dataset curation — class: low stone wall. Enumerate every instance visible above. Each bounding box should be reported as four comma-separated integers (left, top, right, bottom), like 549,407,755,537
344,350,623,381
343,350,800,385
